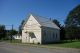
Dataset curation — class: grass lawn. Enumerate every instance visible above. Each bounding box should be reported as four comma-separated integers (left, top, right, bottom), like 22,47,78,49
5,39,21,43
45,40,80,48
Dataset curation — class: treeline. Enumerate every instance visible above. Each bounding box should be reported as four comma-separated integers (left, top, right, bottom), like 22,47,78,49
65,4,80,40
0,25,6,39
53,4,80,41
0,25,18,40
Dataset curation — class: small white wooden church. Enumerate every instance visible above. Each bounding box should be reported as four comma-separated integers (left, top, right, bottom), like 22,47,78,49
22,13,60,44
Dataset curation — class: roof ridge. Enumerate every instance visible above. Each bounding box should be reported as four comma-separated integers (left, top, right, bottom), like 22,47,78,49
22,13,60,30
31,13,51,20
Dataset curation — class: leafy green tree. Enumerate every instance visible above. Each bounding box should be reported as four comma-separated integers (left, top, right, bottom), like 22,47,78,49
6,29,18,40
0,25,6,40
65,4,80,40
53,19,65,40
60,26,65,40
10,29,18,35
19,20,25,34
53,19,61,28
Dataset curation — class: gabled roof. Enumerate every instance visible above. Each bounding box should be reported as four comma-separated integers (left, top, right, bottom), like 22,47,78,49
22,13,60,30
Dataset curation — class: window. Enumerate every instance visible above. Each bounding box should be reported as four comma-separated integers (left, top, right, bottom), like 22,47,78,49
43,30,46,36
53,32,55,38
55,33,57,39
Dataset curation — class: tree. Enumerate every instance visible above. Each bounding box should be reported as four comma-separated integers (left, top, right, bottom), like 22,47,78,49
53,19,65,40
0,25,6,40
19,20,25,34
53,19,61,28
6,29,18,40
10,29,18,35
65,4,80,40
60,26,65,40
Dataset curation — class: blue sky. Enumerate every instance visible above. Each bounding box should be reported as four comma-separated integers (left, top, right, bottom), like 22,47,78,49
0,0,80,30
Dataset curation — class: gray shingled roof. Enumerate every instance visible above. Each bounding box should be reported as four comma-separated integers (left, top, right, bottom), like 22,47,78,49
22,13,60,30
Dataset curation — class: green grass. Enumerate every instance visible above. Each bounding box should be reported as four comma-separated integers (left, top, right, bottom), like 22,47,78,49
59,42,80,48
5,39,21,43
11,39,21,43
45,40,80,48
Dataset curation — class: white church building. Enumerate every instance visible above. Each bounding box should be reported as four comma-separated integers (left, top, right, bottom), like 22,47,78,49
22,13,60,44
